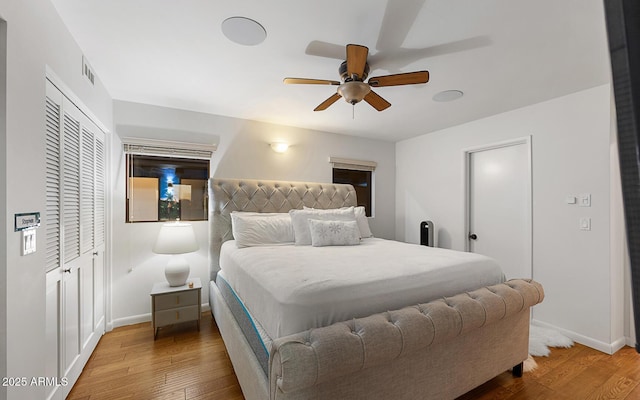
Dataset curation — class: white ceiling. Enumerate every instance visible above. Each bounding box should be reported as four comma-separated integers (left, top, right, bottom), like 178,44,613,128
50,0,611,142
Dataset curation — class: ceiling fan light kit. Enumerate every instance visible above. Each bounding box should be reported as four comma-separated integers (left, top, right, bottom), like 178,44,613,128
284,43,429,112
337,81,371,105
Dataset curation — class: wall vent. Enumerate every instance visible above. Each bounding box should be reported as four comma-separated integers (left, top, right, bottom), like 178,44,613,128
82,55,95,86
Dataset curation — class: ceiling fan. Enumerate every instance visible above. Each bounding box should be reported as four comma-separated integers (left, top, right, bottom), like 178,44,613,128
284,44,429,112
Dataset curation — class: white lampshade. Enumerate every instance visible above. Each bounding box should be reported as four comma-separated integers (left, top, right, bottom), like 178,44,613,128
153,222,199,254
153,222,199,286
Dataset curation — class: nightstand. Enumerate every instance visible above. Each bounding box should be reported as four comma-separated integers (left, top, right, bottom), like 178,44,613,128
150,277,202,339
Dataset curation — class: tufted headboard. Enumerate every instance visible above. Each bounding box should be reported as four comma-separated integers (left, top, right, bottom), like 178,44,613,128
208,178,357,280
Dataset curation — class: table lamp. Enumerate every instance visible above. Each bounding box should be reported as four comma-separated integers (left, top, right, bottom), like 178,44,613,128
153,222,199,286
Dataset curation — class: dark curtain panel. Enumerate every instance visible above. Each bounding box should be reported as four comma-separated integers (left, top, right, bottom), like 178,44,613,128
604,0,640,351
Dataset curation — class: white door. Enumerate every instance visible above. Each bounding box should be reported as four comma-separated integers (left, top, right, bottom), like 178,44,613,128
466,138,532,280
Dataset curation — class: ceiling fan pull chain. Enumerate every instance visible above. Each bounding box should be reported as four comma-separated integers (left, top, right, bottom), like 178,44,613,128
352,104,355,119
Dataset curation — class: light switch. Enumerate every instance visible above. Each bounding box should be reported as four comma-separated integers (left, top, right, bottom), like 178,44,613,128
578,193,591,207
22,229,36,255
579,217,591,231
565,196,577,204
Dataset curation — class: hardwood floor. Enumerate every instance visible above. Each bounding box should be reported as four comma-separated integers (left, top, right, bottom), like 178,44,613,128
70,313,640,399
68,312,243,400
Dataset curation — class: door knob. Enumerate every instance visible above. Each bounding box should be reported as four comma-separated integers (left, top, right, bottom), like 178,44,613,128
469,233,478,240
63,268,72,273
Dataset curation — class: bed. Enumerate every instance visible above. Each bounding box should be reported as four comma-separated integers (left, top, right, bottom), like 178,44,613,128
208,178,544,400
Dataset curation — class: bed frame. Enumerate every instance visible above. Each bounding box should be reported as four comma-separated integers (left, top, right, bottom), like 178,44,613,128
208,178,544,400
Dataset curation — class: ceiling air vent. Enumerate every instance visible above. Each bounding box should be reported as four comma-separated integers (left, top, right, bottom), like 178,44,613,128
82,55,95,86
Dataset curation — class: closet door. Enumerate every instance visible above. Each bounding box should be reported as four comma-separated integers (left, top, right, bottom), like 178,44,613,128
93,131,106,330
44,82,64,400
44,80,107,399
79,118,95,349
61,89,83,379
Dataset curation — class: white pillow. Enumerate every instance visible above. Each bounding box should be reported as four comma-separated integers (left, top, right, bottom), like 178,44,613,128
308,219,361,247
230,211,294,248
303,206,373,238
353,206,373,238
289,207,357,245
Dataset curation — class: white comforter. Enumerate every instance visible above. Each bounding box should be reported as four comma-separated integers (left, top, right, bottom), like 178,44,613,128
219,238,505,339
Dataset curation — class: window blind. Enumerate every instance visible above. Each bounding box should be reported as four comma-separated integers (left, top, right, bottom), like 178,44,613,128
122,137,216,160
329,156,377,171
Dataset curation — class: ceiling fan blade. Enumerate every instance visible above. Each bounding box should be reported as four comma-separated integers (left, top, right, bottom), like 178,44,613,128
376,0,425,52
346,44,369,79
363,91,391,111
368,36,492,71
314,93,342,111
284,78,340,85
305,40,346,60
368,71,429,87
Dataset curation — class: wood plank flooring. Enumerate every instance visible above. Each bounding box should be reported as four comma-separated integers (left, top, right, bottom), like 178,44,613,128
68,312,243,400
69,312,640,399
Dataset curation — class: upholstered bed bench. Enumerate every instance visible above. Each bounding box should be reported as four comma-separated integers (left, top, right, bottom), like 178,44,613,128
268,279,543,399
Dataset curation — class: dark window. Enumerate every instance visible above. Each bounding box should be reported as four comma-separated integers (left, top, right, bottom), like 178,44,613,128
333,168,372,217
126,155,209,222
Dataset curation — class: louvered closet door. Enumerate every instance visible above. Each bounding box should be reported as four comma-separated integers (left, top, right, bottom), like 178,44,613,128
44,79,107,400
93,130,106,329
61,92,83,378
79,116,96,349
44,81,64,400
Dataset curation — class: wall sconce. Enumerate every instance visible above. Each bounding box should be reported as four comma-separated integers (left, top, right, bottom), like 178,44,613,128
270,142,289,153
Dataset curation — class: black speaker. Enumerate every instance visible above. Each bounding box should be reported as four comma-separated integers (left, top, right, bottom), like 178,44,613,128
420,221,434,247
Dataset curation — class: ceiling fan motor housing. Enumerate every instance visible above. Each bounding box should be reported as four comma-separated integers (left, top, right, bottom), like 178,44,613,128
339,60,369,82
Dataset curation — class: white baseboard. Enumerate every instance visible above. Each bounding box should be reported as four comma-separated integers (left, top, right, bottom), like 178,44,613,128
531,319,627,355
110,303,211,329
625,336,636,348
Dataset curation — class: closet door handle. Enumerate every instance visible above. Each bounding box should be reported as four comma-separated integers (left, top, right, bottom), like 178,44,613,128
469,233,478,240
63,268,72,274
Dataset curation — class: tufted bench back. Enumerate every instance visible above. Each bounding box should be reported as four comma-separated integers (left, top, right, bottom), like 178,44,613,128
270,279,544,396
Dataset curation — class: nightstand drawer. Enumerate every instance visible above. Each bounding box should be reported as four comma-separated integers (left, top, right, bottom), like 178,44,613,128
154,305,200,327
154,290,199,311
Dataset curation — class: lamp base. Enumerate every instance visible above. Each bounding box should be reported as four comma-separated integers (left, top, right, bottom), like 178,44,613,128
165,256,190,287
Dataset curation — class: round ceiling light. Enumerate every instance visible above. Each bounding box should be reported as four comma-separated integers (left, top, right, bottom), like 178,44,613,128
433,90,464,102
222,17,267,46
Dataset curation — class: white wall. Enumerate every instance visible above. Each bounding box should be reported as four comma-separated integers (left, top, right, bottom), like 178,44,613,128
396,85,625,353
0,18,7,388
109,100,396,327
0,1,113,398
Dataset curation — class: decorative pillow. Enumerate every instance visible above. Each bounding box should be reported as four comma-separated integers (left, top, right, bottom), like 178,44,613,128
289,207,357,245
308,219,361,247
230,211,294,248
303,205,373,238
